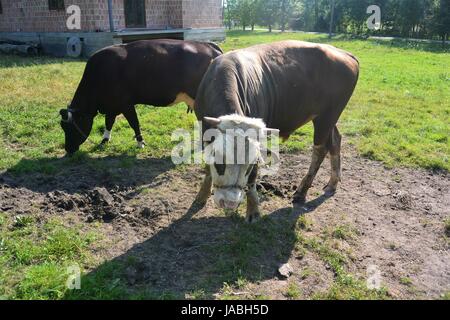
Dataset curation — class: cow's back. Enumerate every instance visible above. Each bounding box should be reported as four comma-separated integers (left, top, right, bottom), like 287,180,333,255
71,39,222,114
195,40,359,137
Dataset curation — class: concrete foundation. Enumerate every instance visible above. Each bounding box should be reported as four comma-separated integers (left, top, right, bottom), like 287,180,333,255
0,28,226,57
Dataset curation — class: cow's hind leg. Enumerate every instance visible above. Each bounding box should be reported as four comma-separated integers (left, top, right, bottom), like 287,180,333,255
324,126,342,196
293,117,335,204
124,107,145,148
293,144,328,204
101,114,116,145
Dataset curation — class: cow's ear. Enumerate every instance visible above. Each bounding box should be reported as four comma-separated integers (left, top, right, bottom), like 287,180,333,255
203,117,222,127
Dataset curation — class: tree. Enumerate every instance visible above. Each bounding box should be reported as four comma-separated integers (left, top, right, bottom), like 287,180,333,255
224,0,449,40
260,0,281,32
434,0,450,41
280,0,289,32
249,0,263,31
224,0,238,30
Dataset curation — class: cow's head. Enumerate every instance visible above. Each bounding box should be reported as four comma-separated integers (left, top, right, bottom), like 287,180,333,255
59,108,94,155
203,114,279,210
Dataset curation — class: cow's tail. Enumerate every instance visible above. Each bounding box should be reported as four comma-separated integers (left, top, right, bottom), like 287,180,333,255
345,51,360,87
347,52,360,66
206,41,223,55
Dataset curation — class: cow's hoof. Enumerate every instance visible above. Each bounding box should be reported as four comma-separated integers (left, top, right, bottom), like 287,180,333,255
100,138,109,145
292,194,306,205
245,211,261,223
137,141,146,149
323,185,337,197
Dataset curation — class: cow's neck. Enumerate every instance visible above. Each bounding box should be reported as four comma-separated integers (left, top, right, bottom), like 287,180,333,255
69,84,98,118
68,102,98,119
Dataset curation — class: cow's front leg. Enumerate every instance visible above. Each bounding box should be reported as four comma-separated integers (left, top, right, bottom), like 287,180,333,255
101,113,116,145
246,183,261,223
293,144,328,204
194,166,212,206
245,165,260,223
124,107,145,148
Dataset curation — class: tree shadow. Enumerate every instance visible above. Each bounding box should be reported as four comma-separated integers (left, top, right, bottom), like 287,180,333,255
0,53,86,69
64,195,331,300
341,36,448,54
226,30,449,54
0,154,175,194
308,34,449,54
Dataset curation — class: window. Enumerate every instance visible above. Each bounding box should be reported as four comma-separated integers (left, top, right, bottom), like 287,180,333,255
124,0,146,28
48,0,65,11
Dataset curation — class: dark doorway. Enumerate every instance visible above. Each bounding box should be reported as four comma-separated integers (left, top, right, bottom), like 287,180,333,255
124,0,146,28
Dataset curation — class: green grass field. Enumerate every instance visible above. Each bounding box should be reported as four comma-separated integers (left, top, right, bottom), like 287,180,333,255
0,31,449,173
0,31,449,300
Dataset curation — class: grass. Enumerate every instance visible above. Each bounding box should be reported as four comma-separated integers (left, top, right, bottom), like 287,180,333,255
331,225,357,241
0,30,448,300
0,213,97,299
285,283,301,299
442,292,450,300
211,214,297,288
224,31,450,171
444,217,450,237
0,30,449,174
295,232,389,300
400,277,413,286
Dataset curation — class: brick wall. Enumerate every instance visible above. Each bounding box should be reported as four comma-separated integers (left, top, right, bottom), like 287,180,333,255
182,0,223,29
0,0,112,32
0,0,222,33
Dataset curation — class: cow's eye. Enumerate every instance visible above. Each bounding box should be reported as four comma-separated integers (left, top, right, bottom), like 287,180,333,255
214,163,226,176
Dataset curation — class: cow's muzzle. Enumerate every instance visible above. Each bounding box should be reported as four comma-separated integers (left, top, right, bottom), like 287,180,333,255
213,187,244,210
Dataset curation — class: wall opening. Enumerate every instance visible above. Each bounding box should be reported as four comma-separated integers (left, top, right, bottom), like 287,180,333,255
124,0,147,29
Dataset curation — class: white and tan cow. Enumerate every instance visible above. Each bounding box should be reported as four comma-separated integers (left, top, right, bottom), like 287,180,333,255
193,41,359,222
196,114,279,223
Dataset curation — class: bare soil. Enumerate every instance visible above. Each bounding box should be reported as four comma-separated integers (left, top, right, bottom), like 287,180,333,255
0,144,449,299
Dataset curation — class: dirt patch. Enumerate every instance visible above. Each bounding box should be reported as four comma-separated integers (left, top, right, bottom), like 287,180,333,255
0,145,448,299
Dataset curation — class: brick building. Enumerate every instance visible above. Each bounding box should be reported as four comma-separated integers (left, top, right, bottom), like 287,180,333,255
0,0,225,57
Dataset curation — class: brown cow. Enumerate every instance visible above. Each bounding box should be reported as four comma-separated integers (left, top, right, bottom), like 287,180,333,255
60,39,222,155
193,40,359,222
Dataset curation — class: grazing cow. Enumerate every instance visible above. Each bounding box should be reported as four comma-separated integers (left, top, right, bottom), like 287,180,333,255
194,40,359,223
60,39,223,155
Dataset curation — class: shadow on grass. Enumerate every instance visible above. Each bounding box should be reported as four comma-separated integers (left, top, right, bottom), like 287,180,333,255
0,153,175,194
0,53,86,68
226,30,450,53
63,195,330,300
334,35,449,54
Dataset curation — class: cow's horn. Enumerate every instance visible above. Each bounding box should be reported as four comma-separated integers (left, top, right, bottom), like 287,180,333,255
203,117,222,127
